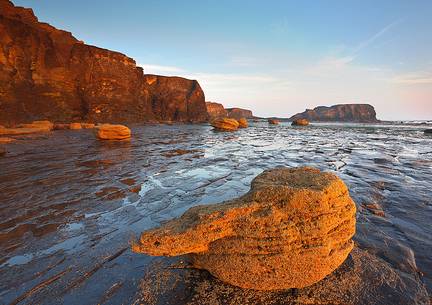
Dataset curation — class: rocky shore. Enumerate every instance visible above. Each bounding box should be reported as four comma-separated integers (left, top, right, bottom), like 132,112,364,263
290,104,379,123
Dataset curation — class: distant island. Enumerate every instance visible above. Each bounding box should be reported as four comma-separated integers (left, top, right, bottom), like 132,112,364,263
289,104,379,123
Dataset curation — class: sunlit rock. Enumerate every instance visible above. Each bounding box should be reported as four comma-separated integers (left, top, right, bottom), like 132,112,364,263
133,167,356,290
210,118,239,131
69,123,82,130
291,118,309,126
96,124,131,140
237,118,248,128
268,119,279,125
19,120,53,131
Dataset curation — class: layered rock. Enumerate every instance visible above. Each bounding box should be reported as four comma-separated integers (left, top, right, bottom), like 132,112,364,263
291,118,309,126
226,108,253,120
133,167,356,290
290,104,378,123
0,0,207,125
96,124,131,140
210,118,239,131
206,102,227,119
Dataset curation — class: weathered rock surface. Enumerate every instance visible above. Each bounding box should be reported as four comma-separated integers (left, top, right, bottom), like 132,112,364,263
290,104,378,123
206,102,228,119
19,120,53,131
268,119,279,125
237,118,248,128
69,123,82,130
291,118,309,126
210,118,239,131
0,127,51,135
0,137,14,144
81,123,95,129
96,124,131,140
133,167,356,290
0,0,207,125
227,108,253,120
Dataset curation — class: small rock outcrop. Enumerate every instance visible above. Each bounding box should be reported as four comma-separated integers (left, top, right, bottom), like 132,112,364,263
226,108,253,120
69,123,82,130
96,124,131,140
289,104,378,123
210,118,239,131
206,102,228,119
19,120,53,131
133,167,356,290
268,119,279,125
291,118,309,126
237,118,248,128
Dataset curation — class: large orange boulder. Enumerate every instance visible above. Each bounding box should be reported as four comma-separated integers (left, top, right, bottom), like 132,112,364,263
291,118,309,126
237,118,248,128
211,118,239,131
132,167,356,290
81,123,95,129
69,123,82,130
96,124,131,140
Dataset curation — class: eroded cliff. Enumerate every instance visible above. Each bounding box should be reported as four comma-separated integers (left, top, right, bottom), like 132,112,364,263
289,104,378,123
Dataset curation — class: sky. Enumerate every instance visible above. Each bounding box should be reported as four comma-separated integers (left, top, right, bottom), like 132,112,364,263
13,0,432,120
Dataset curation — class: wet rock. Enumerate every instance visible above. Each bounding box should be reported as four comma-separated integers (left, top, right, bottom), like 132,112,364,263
135,247,429,305
424,129,432,134
19,120,54,131
0,137,14,144
268,119,279,125
237,118,248,128
133,167,357,290
0,147,5,156
211,118,239,131
96,124,131,140
0,127,51,135
69,123,82,130
291,118,309,126
289,104,379,123
81,123,95,129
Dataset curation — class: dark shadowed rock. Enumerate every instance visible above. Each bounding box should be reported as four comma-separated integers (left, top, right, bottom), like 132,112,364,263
133,167,356,290
206,102,228,119
290,104,378,123
424,129,432,134
268,119,279,125
0,0,207,125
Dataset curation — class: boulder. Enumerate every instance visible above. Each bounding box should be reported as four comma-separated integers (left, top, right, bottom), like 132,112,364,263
96,124,131,140
237,118,248,128
69,123,82,130
132,167,356,290
291,118,309,126
81,123,95,129
210,118,239,131
268,119,279,125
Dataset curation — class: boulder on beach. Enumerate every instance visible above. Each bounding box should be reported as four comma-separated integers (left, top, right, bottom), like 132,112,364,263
291,118,309,126
96,124,131,140
268,119,279,125
69,123,82,130
237,118,248,128
132,167,357,290
210,118,239,131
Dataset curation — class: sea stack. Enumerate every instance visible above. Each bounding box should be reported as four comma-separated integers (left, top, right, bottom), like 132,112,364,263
132,167,356,290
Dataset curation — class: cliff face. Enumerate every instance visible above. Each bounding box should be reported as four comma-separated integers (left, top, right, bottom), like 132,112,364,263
289,104,378,123
226,108,253,119
206,102,227,119
0,0,207,125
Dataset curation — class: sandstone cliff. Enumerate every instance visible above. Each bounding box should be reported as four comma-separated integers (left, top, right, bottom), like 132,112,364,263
206,102,253,120
226,107,253,119
0,0,207,125
289,104,378,123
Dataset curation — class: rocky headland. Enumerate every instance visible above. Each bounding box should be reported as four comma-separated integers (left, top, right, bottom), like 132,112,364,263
0,0,207,125
206,102,253,120
290,104,379,123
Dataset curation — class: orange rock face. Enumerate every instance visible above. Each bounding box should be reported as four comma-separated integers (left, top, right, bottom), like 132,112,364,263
0,137,14,144
81,123,95,129
132,167,356,290
96,124,131,140
237,118,248,128
268,119,280,125
211,118,239,131
291,118,309,126
69,123,82,130
19,120,53,131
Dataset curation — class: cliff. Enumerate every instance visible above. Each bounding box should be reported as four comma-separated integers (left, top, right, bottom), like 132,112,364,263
0,0,207,125
289,104,378,123
206,102,253,120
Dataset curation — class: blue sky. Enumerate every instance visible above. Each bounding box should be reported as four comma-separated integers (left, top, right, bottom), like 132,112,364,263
13,0,432,120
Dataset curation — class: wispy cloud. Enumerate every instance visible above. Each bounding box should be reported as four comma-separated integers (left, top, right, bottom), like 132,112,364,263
390,71,432,84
